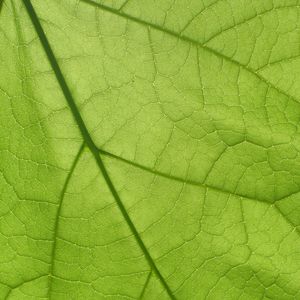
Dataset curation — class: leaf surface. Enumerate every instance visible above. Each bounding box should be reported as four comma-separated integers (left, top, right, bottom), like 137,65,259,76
1,0,300,299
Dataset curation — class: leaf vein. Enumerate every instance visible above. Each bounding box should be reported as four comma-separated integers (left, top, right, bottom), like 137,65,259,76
22,1,175,298
98,147,300,237
48,143,85,298
80,0,300,106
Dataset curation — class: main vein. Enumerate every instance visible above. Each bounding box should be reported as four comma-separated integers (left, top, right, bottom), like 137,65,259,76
22,0,175,298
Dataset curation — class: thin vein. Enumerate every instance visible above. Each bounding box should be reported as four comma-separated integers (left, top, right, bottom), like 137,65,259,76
139,271,152,299
179,0,219,34
119,0,130,11
257,53,300,72
5,275,48,300
22,1,175,298
273,204,300,236
80,0,300,106
48,143,85,299
203,4,300,45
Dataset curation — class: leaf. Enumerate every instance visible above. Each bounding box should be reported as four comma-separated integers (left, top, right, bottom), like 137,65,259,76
1,0,300,299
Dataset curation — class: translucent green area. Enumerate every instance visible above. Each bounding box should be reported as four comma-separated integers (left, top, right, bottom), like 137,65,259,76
1,0,300,299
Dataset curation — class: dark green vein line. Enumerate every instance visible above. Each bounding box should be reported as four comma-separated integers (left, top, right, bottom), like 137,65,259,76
273,204,300,236
22,1,175,298
48,143,85,299
81,0,300,106
118,0,130,11
203,4,300,45
22,0,96,153
5,275,49,300
0,0,4,15
98,148,272,205
139,271,152,300
99,147,300,237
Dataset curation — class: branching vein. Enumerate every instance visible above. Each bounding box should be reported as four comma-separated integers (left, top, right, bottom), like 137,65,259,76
80,0,300,107
22,0,175,298
48,143,85,299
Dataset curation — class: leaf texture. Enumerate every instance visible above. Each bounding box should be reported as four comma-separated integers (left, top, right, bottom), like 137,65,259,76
1,0,300,299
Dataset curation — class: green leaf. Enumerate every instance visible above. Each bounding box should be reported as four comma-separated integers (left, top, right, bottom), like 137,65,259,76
1,0,300,299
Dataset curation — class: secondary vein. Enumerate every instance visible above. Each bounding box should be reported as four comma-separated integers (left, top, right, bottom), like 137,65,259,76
81,0,300,106
48,143,85,299
22,0,175,298
97,148,271,204
0,0,4,14
139,270,152,299
5,275,49,300
98,147,300,237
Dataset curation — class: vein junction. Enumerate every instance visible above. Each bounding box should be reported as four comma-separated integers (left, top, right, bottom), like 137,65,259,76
22,0,175,298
